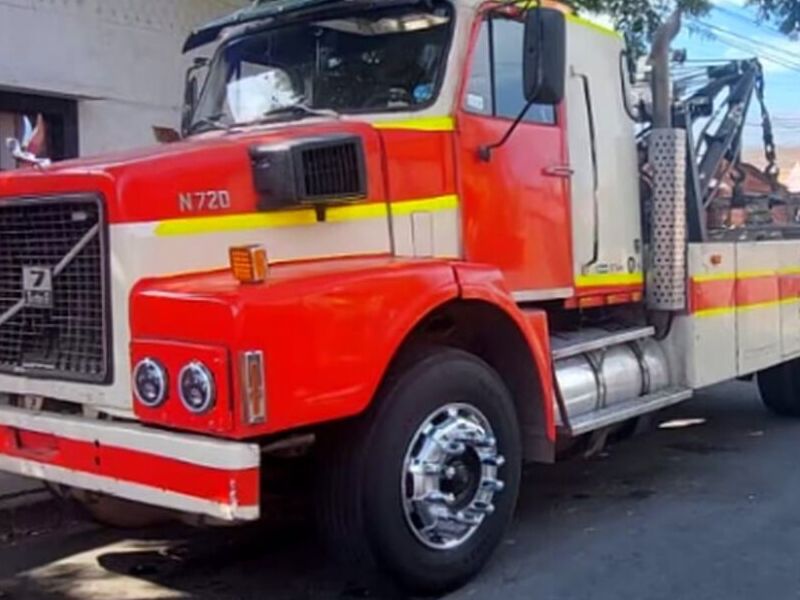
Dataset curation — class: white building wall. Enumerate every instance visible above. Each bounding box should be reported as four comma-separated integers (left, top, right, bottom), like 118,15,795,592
0,0,244,156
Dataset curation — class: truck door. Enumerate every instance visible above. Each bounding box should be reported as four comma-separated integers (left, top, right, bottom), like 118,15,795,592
564,20,643,297
457,12,574,300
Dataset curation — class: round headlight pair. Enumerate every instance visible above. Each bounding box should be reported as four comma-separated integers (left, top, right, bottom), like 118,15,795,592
132,358,216,414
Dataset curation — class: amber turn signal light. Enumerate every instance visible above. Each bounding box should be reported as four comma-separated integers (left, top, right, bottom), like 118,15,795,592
229,244,269,284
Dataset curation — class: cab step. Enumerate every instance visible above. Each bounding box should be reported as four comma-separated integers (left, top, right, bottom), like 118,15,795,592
551,326,655,360
563,387,693,437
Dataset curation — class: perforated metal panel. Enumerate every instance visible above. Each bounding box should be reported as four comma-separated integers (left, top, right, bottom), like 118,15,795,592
647,128,687,311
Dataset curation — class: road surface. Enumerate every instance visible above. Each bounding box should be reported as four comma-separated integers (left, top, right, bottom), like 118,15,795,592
1,380,799,600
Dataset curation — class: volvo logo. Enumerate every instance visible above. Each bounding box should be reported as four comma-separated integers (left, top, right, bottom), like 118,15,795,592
22,266,54,309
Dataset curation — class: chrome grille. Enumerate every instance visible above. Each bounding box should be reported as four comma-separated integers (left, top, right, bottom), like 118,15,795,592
0,195,110,383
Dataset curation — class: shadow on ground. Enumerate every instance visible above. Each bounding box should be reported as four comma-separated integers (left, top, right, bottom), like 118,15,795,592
1,381,794,600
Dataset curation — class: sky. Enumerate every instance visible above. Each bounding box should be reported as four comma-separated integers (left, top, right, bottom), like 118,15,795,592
673,0,800,151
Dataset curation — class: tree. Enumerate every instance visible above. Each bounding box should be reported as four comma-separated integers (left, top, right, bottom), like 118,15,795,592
570,0,798,51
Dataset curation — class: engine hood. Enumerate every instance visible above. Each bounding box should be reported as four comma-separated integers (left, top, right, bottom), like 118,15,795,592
0,120,388,226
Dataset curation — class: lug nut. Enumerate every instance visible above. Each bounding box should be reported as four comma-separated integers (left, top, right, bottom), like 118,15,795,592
424,490,456,505
481,454,506,467
481,478,505,493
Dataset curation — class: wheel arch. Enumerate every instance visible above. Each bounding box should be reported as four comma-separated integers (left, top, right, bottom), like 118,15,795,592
384,297,556,463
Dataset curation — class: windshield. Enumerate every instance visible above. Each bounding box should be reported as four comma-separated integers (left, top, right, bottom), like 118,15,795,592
190,2,453,132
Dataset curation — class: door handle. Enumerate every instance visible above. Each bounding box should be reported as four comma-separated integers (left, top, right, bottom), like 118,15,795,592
543,165,575,178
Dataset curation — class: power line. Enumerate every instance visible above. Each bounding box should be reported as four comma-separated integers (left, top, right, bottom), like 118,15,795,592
687,20,800,73
711,2,789,37
690,19,800,66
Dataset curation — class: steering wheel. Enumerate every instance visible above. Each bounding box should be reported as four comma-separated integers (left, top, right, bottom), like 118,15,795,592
363,87,413,108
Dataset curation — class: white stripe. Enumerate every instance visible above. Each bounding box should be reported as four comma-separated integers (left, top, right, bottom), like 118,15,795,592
0,455,259,522
0,405,259,470
513,288,574,302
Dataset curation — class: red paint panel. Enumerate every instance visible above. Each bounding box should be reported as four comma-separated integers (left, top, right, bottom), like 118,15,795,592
131,257,460,439
0,122,388,225
131,341,234,435
0,425,258,506
379,130,456,201
780,274,800,300
736,275,779,307
574,283,643,297
690,279,735,313
457,111,573,293
565,285,643,309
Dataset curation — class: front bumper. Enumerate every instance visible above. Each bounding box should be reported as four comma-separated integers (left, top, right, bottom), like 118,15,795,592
0,405,260,521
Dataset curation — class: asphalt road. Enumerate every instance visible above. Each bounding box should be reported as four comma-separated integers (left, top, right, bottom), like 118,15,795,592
1,380,799,600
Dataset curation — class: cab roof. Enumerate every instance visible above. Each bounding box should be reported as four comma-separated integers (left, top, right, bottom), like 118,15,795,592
183,0,484,52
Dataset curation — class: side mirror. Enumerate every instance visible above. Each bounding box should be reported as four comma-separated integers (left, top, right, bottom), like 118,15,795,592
181,57,209,135
523,8,566,105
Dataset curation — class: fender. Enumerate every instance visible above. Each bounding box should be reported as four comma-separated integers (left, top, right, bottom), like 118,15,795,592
130,256,460,438
131,256,555,442
453,263,556,442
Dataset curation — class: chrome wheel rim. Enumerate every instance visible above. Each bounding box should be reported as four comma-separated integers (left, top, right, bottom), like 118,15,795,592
401,403,505,551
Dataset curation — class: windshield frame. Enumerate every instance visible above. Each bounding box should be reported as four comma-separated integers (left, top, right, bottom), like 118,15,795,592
187,1,456,134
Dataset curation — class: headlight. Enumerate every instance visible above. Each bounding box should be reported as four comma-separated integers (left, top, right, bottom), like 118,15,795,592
178,361,216,414
132,358,168,408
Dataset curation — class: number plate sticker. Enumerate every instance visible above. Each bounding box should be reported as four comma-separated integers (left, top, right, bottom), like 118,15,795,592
22,266,54,309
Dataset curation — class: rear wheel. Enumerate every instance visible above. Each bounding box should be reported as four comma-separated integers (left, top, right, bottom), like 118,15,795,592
758,358,800,417
318,348,522,595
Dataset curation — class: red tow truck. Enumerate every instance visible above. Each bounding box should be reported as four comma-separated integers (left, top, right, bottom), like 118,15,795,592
0,0,796,593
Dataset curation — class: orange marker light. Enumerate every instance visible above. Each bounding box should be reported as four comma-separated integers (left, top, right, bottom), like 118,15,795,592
229,245,269,284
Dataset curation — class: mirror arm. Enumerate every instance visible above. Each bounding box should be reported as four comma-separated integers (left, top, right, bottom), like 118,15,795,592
478,99,535,162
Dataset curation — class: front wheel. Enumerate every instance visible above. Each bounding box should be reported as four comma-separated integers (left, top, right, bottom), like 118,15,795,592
318,348,522,595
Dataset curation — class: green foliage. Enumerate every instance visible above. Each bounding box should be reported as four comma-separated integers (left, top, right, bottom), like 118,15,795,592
569,0,711,52
568,0,799,53
749,0,800,35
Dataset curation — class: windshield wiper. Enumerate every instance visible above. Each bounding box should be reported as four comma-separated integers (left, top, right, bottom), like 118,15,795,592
187,113,230,135
259,103,342,122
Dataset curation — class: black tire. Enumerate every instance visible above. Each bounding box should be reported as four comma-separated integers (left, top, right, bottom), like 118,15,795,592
317,348,522,595
758,358,800,417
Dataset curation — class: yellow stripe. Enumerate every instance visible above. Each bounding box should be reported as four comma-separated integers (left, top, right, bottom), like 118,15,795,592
391,195,459,215
372,117,455,132
565,13,621,40
779,266,800,276
694,306,736,319
691,269,781,283
575,272,644,288
154,195,458,237
691,272,736,283
694,297,800,318
737,269,777,279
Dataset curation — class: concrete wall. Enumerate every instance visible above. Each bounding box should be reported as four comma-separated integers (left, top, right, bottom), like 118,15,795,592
0,0,244,156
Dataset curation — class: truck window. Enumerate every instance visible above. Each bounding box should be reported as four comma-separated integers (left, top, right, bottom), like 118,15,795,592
190,3,453,131
464,17,556,125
